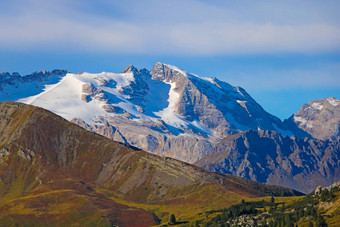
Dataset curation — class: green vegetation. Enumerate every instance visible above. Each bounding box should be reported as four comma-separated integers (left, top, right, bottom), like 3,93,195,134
320,188,336,202
169,214,176,225
175,186,340,227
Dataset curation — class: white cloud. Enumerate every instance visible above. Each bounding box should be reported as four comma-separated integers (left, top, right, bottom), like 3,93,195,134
170,22,340,54
0,0,339,55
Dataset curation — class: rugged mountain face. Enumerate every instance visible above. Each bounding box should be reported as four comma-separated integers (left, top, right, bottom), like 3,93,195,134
0,63,289,163
0,101,300,226
284,97,340,140
150,63,286,135
196,130,340,193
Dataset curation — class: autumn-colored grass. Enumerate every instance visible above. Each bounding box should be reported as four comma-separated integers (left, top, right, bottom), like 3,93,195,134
0,102,304,226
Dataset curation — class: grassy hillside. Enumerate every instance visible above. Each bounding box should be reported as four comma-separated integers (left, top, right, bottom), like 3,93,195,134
0,101,302,226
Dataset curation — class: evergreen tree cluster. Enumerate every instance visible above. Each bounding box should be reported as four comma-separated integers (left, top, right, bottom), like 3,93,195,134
320,188,335,202
182,186,339,227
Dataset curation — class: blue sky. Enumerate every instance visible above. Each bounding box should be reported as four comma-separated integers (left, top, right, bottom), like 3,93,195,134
0,0,339,119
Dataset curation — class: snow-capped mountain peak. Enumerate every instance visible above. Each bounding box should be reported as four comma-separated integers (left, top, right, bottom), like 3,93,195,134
121,65,139,75
327,96,339,107
1,63,291,163
284,96,340,140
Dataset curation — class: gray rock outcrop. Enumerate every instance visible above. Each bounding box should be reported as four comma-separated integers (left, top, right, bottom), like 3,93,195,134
284,97,340,140
196,130,340,193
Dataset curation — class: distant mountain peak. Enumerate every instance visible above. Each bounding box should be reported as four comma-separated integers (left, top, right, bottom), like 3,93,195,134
306,96,338,111
150,62,188,82
121,65,139,75
284,96,339,140
326,96,338,106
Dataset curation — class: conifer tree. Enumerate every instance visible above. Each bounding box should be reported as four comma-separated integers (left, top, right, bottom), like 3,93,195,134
271,196,275,204
169,214,176,224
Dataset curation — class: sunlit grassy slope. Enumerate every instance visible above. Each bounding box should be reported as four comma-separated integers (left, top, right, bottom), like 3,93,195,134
0,101,302,226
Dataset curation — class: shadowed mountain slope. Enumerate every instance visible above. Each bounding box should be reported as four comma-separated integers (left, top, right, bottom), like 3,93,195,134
196,130,340,194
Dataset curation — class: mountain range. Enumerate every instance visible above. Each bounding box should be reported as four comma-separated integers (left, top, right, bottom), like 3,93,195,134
0,63,339,193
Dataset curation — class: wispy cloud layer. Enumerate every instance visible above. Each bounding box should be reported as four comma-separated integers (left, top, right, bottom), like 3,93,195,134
224,62,340,92
1,0,339,55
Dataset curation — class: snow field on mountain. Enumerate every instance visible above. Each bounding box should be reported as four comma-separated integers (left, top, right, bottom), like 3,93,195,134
19,73,107,123
153,81,188,128
2,63,313,140
0,75,63,102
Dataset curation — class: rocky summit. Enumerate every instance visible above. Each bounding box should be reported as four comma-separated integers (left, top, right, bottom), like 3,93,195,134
284,97,340,140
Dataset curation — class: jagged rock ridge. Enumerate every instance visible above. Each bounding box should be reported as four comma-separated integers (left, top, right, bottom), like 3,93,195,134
196,130,340,193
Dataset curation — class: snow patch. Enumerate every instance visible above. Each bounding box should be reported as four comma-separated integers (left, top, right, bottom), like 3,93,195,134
236,87,241,93
143,79,171,115
303,106,312,111
17,71,141,124
327,97,338,106
311,102,323,110
294,116,313,128
237,100,247,109
154,81,188,128
294,116,306,124
19,73,107,123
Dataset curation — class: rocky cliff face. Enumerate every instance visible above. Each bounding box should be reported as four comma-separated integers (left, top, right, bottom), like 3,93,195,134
0,63,289,163
196,130,340,193
150,63,286,136
284,97,340,140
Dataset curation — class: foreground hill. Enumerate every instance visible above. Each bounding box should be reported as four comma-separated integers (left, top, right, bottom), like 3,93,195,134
0,101,300,226
197,130,340,193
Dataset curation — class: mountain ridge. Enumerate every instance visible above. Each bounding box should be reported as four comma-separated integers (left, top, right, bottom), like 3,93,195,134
196,129,340,193
0,63,339,194
0,63,295,164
